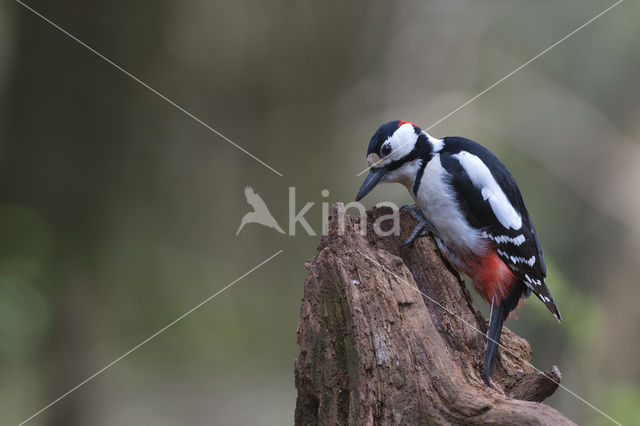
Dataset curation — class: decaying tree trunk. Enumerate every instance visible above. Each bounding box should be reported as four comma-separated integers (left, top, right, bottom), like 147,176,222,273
295,203,574,425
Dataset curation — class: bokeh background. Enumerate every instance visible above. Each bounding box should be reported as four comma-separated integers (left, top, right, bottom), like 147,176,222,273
1,0,639,424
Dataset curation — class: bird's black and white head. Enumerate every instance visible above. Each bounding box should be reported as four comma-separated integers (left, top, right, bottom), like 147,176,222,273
355,120,442,201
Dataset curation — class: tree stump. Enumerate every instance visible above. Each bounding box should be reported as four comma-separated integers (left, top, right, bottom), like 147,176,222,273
294,203,574,425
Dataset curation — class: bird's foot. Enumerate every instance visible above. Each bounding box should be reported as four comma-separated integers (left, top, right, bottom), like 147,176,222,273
400,204,438,246
400,204,422,221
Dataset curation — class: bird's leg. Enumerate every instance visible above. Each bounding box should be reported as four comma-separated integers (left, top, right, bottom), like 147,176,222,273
400,204,424,222
401,221,427,247
400,204,439,246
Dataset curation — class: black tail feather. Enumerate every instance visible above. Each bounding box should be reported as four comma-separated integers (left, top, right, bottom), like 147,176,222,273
483,285,524,386
484,301,504,386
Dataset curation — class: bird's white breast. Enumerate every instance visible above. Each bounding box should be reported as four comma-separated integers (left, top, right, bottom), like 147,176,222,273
414,154,484,255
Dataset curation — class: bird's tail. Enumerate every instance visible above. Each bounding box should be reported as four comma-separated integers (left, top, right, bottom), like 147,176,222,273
484,285,523,386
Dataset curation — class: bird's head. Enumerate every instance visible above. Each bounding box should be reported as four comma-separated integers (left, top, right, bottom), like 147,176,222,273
355,120,440,201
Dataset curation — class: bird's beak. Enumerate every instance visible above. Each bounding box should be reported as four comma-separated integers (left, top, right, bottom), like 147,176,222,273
355,167,387,201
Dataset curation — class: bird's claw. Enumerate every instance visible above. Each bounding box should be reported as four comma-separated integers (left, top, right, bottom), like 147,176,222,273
400,204,421,220
400,204,438,246
401,224,428,247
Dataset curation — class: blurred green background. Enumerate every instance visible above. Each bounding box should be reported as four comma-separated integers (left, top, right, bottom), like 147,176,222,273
1,0,639,425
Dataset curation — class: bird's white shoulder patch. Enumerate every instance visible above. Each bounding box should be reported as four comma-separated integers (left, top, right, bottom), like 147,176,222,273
453,151,522,230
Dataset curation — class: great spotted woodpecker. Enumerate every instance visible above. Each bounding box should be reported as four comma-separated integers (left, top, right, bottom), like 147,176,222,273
355,120,561,386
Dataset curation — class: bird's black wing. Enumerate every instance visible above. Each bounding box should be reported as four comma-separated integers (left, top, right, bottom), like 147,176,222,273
440,137,561,321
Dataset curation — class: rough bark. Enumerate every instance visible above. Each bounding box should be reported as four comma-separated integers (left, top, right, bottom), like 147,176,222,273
295,203,574,425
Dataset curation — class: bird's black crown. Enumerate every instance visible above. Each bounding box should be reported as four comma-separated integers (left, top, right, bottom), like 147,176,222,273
367,120,421,156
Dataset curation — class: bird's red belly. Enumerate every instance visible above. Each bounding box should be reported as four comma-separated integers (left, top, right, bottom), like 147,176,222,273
445,248,515,304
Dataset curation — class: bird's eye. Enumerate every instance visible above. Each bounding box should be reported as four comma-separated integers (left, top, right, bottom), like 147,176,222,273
381,144,392,157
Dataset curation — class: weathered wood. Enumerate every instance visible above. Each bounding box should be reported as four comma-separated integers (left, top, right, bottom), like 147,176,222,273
295,203,574,425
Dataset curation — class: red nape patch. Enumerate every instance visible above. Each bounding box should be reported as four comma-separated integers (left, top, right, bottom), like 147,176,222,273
397,120,416,127
472,251,515,304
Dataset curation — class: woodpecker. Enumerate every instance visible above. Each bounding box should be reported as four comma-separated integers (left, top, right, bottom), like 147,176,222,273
355,120,561,386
